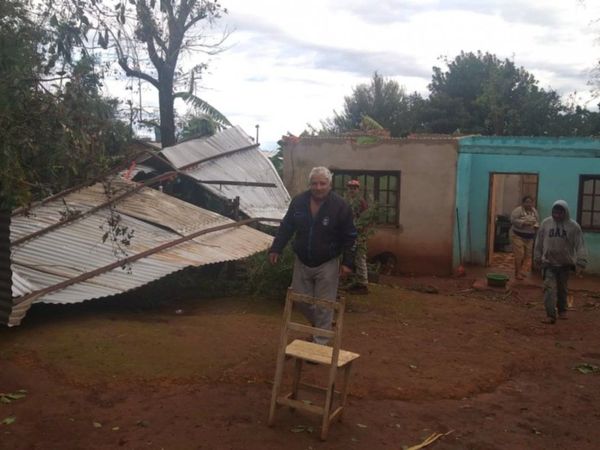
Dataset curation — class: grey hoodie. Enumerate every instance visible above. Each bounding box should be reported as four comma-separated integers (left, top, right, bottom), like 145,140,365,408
534,200,587,268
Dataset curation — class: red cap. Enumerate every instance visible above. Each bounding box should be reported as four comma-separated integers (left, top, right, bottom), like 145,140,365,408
347,179,360,187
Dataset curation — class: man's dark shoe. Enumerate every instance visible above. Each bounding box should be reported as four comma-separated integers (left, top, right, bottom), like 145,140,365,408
542,317,556,324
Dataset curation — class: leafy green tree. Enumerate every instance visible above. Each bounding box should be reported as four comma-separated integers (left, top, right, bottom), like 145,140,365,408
1,0,131,209
551,92,600,136
323,72,421,137
425,51,563,135
0,0,130,319
269,136,292,178
318,51,599,140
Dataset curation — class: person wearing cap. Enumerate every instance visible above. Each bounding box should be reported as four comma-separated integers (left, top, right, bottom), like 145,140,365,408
345,179,371,294
534,200,587,324
268,167,357,344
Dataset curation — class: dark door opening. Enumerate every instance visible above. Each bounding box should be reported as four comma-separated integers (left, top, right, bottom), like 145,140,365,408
486,173,538,271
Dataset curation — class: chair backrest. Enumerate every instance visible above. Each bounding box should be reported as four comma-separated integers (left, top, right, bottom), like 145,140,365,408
280,288,346,362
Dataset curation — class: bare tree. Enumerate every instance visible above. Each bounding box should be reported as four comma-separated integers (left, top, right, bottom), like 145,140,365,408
72,0,230,147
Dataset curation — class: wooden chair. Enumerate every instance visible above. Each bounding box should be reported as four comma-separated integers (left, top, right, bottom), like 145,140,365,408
268,288,360,440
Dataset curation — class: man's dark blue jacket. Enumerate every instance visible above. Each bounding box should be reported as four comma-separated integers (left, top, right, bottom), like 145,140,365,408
270,190,357,268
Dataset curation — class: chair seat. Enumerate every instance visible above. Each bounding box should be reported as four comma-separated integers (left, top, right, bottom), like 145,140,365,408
286,339,360,367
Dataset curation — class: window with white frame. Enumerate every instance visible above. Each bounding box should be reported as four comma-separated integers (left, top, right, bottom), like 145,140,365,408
578,175,600,230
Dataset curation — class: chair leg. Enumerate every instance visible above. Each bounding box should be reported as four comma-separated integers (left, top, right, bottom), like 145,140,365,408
320,365,338,440
338,363,353,422
268,349,287,426
269,291,294,426
291,359,303,401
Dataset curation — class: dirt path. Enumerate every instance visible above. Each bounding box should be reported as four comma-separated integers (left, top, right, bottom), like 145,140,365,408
2,277,600,449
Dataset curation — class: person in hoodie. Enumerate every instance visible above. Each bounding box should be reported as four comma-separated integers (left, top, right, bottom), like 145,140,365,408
269,166,357,344
534,200,587,324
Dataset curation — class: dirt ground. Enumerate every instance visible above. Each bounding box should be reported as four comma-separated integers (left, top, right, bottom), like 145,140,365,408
2,271,600,450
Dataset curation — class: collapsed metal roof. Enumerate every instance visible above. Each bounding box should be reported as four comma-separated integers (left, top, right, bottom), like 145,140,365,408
6,176,274,327
160,126,290,220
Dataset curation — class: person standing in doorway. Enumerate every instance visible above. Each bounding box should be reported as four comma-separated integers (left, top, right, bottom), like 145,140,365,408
510,195,539,280
345,179,371,294
268,167,357,343
534,200,587,324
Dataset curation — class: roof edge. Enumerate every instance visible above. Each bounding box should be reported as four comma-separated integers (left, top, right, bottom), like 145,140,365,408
459,136,600,153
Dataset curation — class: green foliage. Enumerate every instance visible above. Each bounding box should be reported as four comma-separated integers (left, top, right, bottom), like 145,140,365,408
0,0,131,209
360,115,384,130
345,194,378,253
317,51,600,138
552,97,600,136
176,94,233,141
426,51,563,135
137,245,294,302
269,147,283,178
175,92,232,140
242,246,295,299
355,136,380,145
270,134,298,178
324,71,420,137
178,114,218,140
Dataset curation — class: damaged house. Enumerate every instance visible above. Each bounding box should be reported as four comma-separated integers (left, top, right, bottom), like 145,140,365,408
2,126,291,326
132,126,290,223
281,135,459,276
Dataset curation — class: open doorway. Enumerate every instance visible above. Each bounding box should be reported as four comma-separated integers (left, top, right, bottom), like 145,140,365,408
486,173,538,270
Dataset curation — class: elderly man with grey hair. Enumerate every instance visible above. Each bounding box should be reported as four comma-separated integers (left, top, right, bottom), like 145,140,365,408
269,166,357,344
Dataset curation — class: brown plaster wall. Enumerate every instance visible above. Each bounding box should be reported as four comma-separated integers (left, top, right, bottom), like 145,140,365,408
283,138,458,275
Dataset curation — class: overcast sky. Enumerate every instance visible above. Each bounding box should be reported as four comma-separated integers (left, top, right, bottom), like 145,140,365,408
125,1,600,149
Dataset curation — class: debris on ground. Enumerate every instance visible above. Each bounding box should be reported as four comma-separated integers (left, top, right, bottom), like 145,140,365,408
1,416,16,425
574,363,600,374
407,430,454,450
0,390,27,404
407,285,439,294
289,424,314,433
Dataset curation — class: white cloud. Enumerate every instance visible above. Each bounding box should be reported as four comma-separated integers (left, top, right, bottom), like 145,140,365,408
105,0,600,149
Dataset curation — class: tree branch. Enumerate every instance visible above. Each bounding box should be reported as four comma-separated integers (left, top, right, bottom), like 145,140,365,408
146,37,165,71
137,1,168,61
117,58,159,88
184,11,208,33
161,0,175,21
177,0,197,33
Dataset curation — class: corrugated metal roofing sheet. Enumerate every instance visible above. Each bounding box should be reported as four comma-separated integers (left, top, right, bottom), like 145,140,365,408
0,211,12,325
8,177,273,326
160,126,290,220
11,271,34,297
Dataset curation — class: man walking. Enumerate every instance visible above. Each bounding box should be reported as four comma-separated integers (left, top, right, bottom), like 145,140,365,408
269,167,357,343
534,200,587,324
345,179,371,294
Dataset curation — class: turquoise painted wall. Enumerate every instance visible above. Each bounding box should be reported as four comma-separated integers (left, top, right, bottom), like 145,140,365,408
454,153,471,267
455,137,600,273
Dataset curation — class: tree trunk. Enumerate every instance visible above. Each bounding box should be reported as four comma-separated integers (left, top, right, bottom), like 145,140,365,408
0,208,12,326
159,70,176,148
